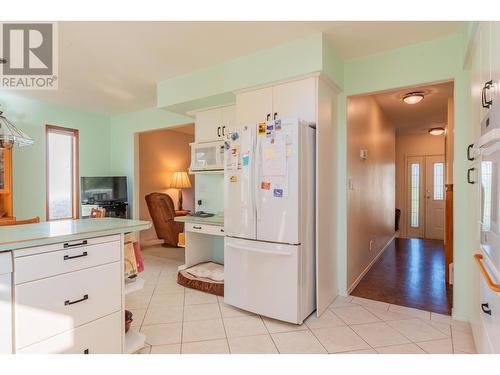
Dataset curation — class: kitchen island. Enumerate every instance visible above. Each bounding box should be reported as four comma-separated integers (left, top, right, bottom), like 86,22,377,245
0,218,150,354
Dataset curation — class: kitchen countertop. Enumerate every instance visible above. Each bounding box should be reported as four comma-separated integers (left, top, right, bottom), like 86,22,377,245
0,218,151,252
174,213,224,226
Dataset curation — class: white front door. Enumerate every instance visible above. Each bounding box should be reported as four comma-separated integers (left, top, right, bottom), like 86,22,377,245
406,155,445,240
424,155,446,240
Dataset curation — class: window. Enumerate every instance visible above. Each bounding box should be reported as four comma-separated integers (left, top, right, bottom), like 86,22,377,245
46,125,79,220
410,163,420,228
433,162,445,200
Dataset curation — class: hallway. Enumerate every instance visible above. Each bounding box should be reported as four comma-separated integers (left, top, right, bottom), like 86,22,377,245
350,238,452,315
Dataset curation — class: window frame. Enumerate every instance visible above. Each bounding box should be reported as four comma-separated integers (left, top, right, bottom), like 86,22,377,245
45,124,79,221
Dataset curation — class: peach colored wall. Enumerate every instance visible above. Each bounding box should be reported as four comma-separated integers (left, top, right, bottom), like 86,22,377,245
395,133,445,238
347,95,396,291
138,127,194,242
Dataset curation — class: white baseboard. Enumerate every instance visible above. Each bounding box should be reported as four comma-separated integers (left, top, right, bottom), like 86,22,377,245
347,233,397,294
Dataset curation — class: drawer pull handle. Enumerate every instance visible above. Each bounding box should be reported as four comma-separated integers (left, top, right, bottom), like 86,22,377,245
64,251,88,260
467,167,476,184
474,254,500,292
467,144,475,161
193,226,202,230
65,294,89,306
481,303,492,315
64,240,88,248
84,349,89,354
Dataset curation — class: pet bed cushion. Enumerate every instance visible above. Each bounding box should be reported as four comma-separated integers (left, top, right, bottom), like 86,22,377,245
177,262,224,296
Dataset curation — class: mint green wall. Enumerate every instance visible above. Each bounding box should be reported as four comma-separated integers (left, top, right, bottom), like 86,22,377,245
339,31,473,321
109,108,193,217
157,33,344,113
1,93,110,220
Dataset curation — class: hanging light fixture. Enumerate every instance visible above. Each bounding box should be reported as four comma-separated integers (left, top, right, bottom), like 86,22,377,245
0,108,34,149
403,91,425,104
428,127,445,136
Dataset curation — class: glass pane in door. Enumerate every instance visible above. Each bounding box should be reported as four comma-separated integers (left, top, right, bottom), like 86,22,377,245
410,163,420,228
433,162,445,200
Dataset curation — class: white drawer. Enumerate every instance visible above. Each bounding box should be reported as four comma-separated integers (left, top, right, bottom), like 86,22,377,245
14,239,120,284
17,311,122,354
13,234,121,258
185,222,224,236
479,264,500,353
15,262,122,349
0,252,12,274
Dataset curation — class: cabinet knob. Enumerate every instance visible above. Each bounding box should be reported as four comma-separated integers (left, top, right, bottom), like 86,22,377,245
266,113,271,121
481,302,492,315
222,125,226,136
217,127,221,137
273,112,278,120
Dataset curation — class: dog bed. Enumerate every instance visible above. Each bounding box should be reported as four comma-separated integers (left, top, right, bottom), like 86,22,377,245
177,262,224,296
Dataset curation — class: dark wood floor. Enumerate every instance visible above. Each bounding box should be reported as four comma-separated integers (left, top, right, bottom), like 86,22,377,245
351,238,452,315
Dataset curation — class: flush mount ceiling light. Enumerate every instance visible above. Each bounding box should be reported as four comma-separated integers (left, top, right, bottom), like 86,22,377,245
429,127,445,136
403,92,425,104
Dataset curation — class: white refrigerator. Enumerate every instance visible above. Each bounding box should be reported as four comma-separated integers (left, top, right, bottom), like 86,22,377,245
224,118,316,324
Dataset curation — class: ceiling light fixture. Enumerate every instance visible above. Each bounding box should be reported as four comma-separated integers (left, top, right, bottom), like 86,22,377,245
403,92,425,105
0,107,34,149
428,127,445,136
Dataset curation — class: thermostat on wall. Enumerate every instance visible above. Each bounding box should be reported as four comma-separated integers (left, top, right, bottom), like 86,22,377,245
360,149,368,160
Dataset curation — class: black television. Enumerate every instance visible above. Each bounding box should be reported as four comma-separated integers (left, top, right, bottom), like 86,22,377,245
80,176,128,204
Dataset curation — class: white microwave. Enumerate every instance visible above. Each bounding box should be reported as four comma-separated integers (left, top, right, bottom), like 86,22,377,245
189,141,225,172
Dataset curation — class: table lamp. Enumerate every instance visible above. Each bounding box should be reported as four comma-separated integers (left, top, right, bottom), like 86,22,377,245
169,171,192,211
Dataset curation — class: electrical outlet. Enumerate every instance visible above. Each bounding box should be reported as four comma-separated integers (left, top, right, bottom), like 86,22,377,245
369,240,374,251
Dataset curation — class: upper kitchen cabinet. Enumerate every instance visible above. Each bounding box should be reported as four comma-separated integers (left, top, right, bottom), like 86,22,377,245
272,77,317,124
195,105,235,143
492,22,500,99
235,87,273,130
235,77,317,129
480,22,493,119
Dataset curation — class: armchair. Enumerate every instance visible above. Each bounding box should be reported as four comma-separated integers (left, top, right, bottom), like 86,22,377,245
145,193,184,247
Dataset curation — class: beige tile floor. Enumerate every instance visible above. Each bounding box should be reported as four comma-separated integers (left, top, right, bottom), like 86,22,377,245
126,245,477,354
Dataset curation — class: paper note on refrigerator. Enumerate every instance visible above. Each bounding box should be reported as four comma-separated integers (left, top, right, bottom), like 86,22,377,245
262,136,286,176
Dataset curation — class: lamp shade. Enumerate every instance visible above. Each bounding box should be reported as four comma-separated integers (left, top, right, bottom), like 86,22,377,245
169,171,192,189
0,110,34,149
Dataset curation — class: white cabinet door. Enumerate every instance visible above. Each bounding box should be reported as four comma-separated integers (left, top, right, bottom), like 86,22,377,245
0,273,12,354
480,22,493,119
235,87,273,131
272,77,317,123
221,105,235,138
196,108,222,143
491,22,500,100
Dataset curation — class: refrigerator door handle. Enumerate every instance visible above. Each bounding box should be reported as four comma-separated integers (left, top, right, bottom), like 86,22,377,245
229,243,292,256
254,131,261,222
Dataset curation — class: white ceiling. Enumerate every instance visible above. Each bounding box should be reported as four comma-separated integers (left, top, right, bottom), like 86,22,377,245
373,81,454,134
1,21,465,115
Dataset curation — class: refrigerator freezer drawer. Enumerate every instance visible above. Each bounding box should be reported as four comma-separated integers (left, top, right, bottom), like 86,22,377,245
224,237,301,324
